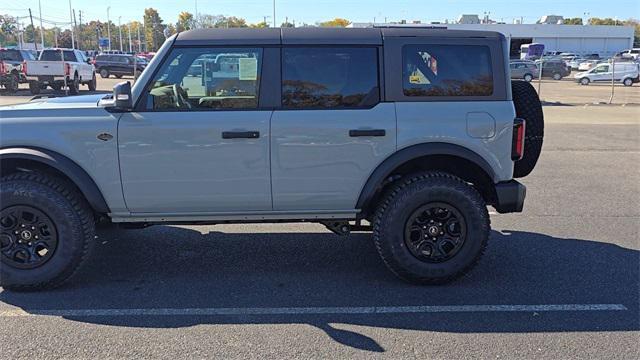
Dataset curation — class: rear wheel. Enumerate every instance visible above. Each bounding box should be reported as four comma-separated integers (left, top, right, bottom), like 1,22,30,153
623,78,633,87
28,81,40,95
552,73,562,80
0,172,95,290
68,76,80,95
511,80,544,178
87,74,97,91
373,172,489,285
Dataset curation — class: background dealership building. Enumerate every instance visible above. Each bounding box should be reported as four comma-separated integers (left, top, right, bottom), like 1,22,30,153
350,16,635,58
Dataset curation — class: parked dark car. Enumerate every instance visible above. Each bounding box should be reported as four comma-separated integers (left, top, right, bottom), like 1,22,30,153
584,53,600,60
537,59,571,80
94,54,146,79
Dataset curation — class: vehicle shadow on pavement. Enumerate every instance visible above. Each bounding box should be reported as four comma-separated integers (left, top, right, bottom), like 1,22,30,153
1,227,639,352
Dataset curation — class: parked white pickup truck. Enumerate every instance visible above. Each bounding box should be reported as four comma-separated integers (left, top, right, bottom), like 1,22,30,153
23,48,96,95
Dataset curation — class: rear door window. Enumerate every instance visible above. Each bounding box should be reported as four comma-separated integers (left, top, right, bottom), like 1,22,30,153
281,47,379,109
1,50,22,61
402,44,493,97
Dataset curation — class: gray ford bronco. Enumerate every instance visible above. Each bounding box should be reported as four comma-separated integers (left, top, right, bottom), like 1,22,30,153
0,28,543,290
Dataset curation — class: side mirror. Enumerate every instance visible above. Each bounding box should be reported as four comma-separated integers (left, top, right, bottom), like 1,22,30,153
113,81,133,110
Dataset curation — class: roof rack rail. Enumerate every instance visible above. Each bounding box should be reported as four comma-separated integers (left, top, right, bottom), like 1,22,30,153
372,25,447,29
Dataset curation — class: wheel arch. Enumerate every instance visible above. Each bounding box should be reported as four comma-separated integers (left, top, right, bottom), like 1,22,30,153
0,147,109,214
356,143,498,218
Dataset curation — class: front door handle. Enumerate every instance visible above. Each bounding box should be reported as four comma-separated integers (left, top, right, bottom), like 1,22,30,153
222,131,260,139
349,129,386,137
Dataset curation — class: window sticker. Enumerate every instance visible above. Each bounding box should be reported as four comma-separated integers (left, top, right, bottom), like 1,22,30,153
239,58,258,80
418,51,438,76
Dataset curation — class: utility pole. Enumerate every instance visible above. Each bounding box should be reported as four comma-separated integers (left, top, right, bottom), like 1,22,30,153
118,16,123,52
73,10,79,50
137,25,142,52
128,24,133,53
69,0,75,49
78,10,83,50
107,6,111,51
194,0,199,29
38,0,44,49
29,9,38,51
273,0,276,28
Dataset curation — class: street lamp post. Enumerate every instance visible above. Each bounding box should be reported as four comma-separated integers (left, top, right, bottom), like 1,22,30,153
118,16,123,52
107,7,111,51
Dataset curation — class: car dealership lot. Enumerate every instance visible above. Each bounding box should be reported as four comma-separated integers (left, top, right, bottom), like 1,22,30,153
0,96,638,358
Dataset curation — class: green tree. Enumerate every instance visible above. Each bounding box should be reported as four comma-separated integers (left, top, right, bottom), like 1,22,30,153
0,14,18,45
144,8,165,51
250,21,269,28
281,21,295,28
177,11,194,32
319,18,351,27
563,18,583,25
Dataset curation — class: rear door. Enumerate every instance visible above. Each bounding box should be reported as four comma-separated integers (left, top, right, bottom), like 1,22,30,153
118,46,274,213
270,46,396,210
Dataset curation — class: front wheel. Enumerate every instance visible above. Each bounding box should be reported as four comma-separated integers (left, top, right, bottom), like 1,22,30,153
523,74,533,82
580,77,590,85
623,78,633,87
99,68,110,78
552,73,562,80
373,172,489,285
0,172,95,290
5,73,19,92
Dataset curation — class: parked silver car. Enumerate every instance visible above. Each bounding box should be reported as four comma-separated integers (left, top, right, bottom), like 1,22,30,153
509,60,538,82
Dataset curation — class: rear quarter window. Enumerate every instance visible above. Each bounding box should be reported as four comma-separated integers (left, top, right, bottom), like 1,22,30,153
402,44,493,97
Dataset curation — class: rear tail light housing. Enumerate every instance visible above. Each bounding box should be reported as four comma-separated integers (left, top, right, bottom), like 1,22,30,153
0,61,5,74
64,63,71,76
21,61,27,75
512,118,526,161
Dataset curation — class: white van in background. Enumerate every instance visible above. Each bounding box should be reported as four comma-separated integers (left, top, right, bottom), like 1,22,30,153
619,48,640,60
574,62,640,86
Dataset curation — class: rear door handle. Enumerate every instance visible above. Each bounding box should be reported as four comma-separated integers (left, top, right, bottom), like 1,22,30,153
222,131,260,139
349,129,386,137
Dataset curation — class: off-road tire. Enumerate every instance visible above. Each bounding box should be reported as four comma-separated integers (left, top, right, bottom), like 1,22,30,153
68,76,80,95
0,172,95,291
50,83,62,91
87,74,97,91
5,73,19,92
511,80,544,178
28,81,40,95
372,172,490,285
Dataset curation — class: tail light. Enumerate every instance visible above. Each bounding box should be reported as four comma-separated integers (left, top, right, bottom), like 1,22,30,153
512,118,526,161
64,63,71,76
0,61,5,74
21,61,27,75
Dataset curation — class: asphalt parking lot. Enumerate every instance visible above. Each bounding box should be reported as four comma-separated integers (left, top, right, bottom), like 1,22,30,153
0,80,639,358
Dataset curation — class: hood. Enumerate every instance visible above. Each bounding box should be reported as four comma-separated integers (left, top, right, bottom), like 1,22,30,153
0,93,110,111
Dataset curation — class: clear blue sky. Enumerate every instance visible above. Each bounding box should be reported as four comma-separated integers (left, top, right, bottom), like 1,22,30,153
3,0,639,28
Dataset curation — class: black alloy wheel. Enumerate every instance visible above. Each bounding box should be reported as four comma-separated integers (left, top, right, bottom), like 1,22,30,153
1,205,58,269
404,202,466,263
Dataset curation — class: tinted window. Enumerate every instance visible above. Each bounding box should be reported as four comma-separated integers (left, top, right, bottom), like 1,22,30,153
40,50,77,62
282,47,379,109
0,50,22,61
403,45,493,97
146,47,262,110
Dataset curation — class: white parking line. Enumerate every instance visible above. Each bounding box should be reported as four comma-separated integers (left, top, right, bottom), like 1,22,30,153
0,304,627,317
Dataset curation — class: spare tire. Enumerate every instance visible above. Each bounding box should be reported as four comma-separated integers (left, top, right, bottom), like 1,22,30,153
511,80,544,178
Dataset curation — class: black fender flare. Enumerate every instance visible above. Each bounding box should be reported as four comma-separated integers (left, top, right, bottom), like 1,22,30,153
0,147,110,214
356,142,497,211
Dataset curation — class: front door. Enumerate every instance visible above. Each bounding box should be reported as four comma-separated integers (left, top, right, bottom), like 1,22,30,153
118,46,272,213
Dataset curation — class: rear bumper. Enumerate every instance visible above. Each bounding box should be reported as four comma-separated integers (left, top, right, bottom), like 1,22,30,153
24,75,67,83
493,180,526,213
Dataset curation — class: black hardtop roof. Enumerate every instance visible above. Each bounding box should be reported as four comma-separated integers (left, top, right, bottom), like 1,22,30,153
175,27,503,46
